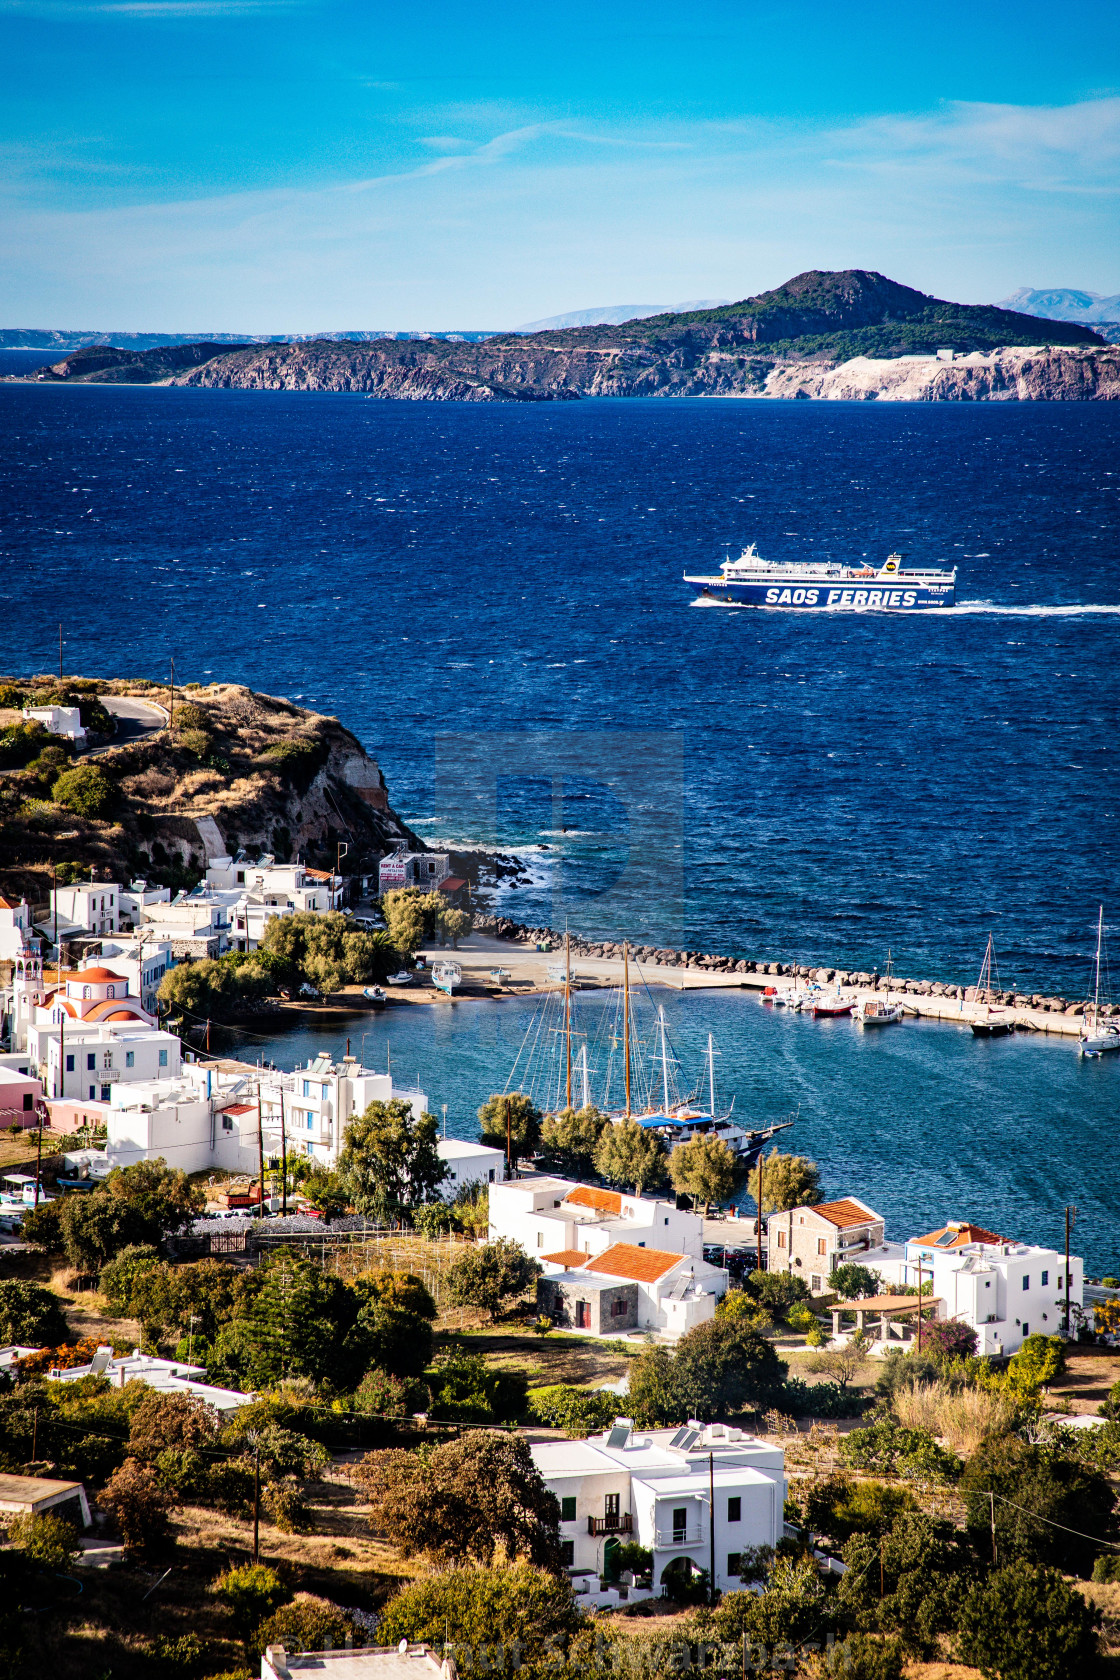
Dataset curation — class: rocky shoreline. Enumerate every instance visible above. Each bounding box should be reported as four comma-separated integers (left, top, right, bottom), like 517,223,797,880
469,912,1114,1021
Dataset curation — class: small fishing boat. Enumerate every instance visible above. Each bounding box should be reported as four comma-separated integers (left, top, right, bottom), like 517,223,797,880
431,960,462,996
388,970,414,986
1080,906,1120,1058
362,986,386,1008
812,994,854,1018
489,967,512,983
855,950,904,1026
970,934,1012,1037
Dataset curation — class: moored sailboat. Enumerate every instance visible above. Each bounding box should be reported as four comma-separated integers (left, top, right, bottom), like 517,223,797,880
854,950,904,1026
970,934,1012,1038
1080,906,1120,1058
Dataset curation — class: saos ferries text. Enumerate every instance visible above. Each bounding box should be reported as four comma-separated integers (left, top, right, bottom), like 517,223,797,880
685,546,956,611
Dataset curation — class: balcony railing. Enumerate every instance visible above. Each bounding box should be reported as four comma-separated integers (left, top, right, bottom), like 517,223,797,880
655,1524,705,1548
587,1512,633,1536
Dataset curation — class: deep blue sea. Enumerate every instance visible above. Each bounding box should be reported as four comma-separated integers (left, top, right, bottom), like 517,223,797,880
1,381,1117,1266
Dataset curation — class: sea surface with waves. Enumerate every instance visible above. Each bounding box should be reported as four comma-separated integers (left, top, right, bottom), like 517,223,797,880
1,380,1118,1262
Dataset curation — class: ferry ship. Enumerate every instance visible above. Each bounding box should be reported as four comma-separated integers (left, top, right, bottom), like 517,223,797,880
685,545,956,611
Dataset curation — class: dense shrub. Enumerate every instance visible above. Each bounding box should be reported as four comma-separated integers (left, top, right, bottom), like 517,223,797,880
253,1595,359,1658
213,1563,291,1639
840,1416,962,1482
375,1564,581,1680
0,1279,68,1346
783,1377,867,1418
525,1384,619,1436
956,1562,1101,1680
100,1457,175,1554
52,763,115,818
6,1512,80,1571
960,1434,1117,1574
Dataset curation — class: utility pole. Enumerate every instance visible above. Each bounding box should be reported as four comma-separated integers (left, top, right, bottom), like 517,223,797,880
1065,1206,1077,1338
253,1446,260,1562
505,1096,512,1177
187,1313,197,1367
279,1087,288,1214
59,1012,65,1103
257,1084,266,1219
916,1259,923,1352
31,1406,38,1463
989,1490,997,1564
34,1111,43,1209
756,1151,764,1275
708,1451,716,1605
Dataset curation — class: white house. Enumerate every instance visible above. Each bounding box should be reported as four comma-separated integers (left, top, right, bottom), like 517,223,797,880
106,1076,260,1175
531,1419,785,1599
204,854,344,950
89,939,174,1017
538,1244,728,1339
488,1176,704,1263
262,1643,450,1680
903,1221,1084,1356
48,1346,250,1418
49,883,121,938
117,882,172,928
22,704,85,743
137,894,230,958
0,896,34,963
437,1136,506,1194
255,1057,427,1167
34,1021,180,1103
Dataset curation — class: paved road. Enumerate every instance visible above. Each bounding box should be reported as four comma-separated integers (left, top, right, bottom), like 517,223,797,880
92,694,168,752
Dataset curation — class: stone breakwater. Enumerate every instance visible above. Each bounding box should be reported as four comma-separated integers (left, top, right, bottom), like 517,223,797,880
469,912,1115,1027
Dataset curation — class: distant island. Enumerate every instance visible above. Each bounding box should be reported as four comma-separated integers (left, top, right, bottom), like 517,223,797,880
11,270,1120,402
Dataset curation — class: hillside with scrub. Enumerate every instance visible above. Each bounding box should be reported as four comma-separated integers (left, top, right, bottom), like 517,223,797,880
0,675,416,907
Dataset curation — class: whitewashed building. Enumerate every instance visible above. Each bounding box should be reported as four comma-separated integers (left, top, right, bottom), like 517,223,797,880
488,1176,704,1262
48,1346,250,1417
49,882,121,938
203,854,344,951
531,1420,785,1598
22,704,86,743
903,1222,1083,1356
538,1244,728,1339
84,941,173,1017
437,1136,506,1194
34,1020,180,1103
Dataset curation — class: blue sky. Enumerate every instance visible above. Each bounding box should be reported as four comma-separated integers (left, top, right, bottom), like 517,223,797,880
2,0,1119,329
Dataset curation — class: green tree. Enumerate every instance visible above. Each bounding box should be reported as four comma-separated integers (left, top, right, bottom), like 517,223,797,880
299,1167,349,1218
353,1269,437,1321
526,1384,620,1437
1006,1332,1066,1396
6,1512,80,1572
381,888,427,954
0,1280,68,1346
813,1636,905,1680
836,1511,969,1658
831,1263,880,1300
672,1317,788,1419
375,1564,581,1680
803,1471,919,1543
537,1105,610,1178
51,762,115,818
442,907,472,947
212,1563,291,1640
627,1344,683,1427
359,1302,434,1380
337,1099,446,1220
744,1268,811,1316
353,1367,410,1417
956,1563,1101,1680
445,1238,540,1321
428,1350,528,1424
756,1147,823,1212
100,1457,176,1555
99,1244,161,1314
960,1435,1116,1574
253,1596,360,1660
477,1091,541,1168
355,1432,560,1569
209,1254,376,1390
129,1389,220,1461
593,1118,668,1195
668,1133,736,1216
716,1290,774,1331
712,1553,831,1652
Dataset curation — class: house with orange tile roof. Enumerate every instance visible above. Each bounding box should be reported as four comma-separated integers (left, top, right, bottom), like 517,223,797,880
538,1240,729,1339
901,1221,1084,1355
766,1195,889,1295
488,1175,703,1266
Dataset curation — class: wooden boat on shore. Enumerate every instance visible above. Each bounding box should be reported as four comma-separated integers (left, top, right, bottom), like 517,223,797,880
431,960,462,996
812,994,854,1018
362,986,386,1008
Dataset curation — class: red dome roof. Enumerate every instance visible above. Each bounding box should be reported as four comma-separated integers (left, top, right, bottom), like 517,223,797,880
75,967,128,983
104,1009,141,1021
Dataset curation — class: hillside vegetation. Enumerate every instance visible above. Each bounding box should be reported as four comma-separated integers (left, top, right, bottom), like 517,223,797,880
0,676,413,907
21,270,1108,402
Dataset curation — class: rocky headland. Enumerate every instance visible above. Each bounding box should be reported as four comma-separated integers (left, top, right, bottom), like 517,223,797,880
18,269,1118,402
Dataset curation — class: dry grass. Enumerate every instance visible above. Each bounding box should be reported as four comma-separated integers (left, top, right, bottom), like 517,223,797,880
893,1382,1017,1454
902,1665,983,1680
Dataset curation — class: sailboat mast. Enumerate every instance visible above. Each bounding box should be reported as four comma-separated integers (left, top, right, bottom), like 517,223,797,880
580,1044,589,1109
1092,905,1104,1032
659,1007,670,1114
564,930,572,1110
623,941,631,1118
708,1032,715,1115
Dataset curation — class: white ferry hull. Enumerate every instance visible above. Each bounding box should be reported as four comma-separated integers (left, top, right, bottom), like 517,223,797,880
687,574,955,611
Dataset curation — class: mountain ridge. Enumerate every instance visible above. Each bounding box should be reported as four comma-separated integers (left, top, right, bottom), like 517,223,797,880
16,269,1112,401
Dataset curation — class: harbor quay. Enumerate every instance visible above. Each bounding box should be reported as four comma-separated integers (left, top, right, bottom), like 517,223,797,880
421,917,1102,1041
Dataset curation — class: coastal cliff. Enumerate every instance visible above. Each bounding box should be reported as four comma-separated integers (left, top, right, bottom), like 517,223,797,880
20,268,1117,402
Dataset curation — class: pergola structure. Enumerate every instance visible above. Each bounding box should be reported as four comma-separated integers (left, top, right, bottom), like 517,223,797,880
830,1293,940,1344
